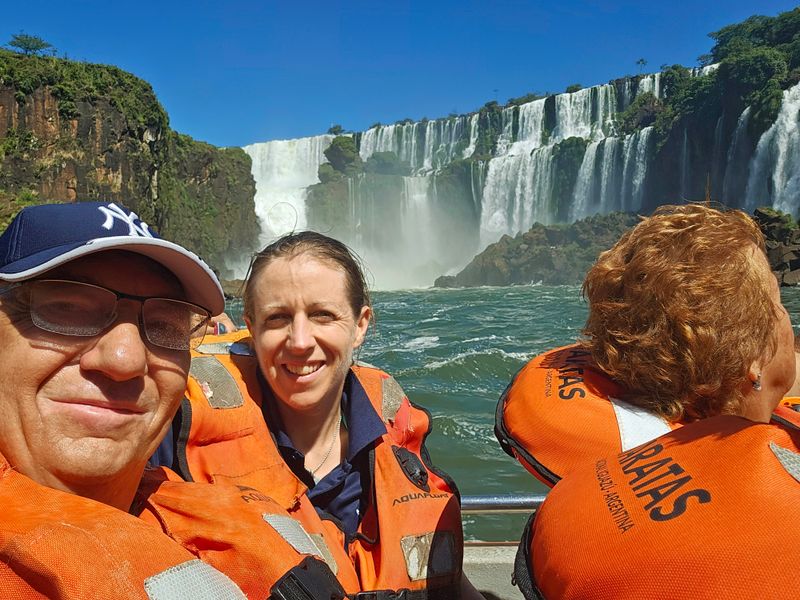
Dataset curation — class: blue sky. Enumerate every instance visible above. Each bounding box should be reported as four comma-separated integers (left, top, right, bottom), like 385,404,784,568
3,1,798,147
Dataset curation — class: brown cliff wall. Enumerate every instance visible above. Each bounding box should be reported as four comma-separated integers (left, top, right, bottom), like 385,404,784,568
0,50,258,271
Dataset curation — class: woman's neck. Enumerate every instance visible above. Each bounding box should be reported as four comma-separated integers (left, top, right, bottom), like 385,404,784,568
276,385,345,457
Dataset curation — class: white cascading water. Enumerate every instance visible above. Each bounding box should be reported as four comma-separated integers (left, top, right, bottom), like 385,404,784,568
620,127,653,211
722,107,753,204
554,85,617,142
479,83,625,246
493,107,516,156
233,64,774,288
462,113,480,159
359,114,476,173
226,135,333,276
637,73,662,99
571,127,653,220
570,141,601,220
479,147,555,247
745,82,800,213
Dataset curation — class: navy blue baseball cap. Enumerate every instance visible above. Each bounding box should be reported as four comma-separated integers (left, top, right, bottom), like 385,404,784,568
0,201,225,315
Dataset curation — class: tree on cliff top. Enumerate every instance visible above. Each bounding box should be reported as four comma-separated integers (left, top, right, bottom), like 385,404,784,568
7,33,54,56
324,136,363,176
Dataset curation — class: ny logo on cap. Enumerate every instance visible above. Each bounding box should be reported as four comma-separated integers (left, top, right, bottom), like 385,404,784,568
99,203,153,238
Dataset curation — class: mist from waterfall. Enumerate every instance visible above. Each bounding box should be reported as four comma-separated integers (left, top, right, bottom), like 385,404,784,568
224,135,333,275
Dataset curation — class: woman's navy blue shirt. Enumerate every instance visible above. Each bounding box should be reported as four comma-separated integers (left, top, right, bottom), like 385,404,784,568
261,369,387,537
149,368,387,537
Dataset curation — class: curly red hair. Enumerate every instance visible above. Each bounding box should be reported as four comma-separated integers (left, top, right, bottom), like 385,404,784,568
581,204,776,422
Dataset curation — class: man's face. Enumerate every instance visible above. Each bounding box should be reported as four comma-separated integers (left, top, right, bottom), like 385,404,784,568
0,251,190,492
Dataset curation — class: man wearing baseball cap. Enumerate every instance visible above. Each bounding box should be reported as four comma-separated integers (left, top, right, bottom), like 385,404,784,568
0,201,345,599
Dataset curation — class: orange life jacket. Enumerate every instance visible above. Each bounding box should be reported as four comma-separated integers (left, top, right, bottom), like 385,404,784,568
498,346,800,489
517,415,800,600
0,455,246,599
772,398,800,439
496,344,680,487
177,332,464,597
135,467,347,599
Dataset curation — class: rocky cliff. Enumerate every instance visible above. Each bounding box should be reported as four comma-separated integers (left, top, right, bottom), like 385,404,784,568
436,207,800,288
434,212,640,287
0,49,258,270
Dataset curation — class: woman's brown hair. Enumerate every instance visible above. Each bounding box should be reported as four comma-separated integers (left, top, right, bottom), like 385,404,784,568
243,231,371,322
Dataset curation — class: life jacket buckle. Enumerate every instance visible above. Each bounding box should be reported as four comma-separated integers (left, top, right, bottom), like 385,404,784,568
392,446,430,492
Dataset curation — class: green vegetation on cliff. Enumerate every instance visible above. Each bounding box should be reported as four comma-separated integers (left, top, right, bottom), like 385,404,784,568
0,48,167,127
645,8,800,146
0,49,258,270
158,133,258,267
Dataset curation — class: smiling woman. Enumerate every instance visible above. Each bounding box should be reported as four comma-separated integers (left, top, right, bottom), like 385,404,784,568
243,239,371,481
163,231,483,598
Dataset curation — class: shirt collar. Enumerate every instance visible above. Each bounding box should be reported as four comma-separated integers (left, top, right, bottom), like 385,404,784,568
342,370,387,459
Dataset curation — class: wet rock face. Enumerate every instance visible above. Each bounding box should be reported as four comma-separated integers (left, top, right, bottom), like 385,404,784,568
434,212,641,287
0,87,157,208
436,207,800,289
754,207,800,285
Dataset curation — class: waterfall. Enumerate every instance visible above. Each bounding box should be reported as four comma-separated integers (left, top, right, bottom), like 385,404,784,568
745,82,800,214
597,138,623,213
359,115,475,173
469,159,487,215
620,127,653,211
571,127,653,220
571,141,601,220
722,107,753,205
691,64,720,77
401,176,435,260
462,113,480,158
510,99,546,153
709,114,726,195
479,147,555,247
637,73,662,99
494,107,516,156
552,84,617,142
224,135,333,276
232,63,792,289
680,128,690,199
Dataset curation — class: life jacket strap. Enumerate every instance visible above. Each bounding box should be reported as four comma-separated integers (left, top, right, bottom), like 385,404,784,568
270,556,347,600
351,585,457,600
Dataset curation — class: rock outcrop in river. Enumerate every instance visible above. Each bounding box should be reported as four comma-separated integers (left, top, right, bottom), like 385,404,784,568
436,207,800,288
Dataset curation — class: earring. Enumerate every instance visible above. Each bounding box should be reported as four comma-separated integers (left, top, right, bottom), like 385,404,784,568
753,373,762,392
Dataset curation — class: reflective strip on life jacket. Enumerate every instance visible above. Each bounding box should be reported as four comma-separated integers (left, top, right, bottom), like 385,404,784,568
609,396,673,451
143,560,246,600
135,468,345,599
0,457,245,600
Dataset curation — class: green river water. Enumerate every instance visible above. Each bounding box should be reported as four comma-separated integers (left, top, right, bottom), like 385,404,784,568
226,284,800,542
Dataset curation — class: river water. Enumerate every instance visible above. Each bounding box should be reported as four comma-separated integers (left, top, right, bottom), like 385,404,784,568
226,284,800,541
